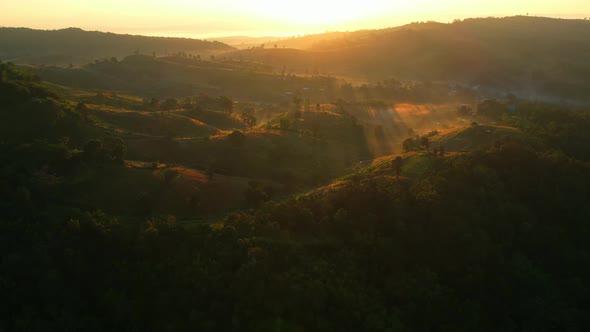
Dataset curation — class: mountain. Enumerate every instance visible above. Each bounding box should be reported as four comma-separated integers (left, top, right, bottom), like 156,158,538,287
226,16,590,102
0,27,235,66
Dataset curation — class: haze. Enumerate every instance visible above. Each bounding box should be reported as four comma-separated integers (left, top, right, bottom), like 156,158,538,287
1,0,589,37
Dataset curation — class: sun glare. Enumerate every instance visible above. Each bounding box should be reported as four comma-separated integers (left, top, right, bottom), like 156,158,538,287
244,0,393,28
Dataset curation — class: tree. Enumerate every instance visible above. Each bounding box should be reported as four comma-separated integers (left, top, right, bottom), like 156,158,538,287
163,168,179,185
83,139,104,162
187,187,201,212
279,118,290,130
161,98,179,111
391,156,403,178
103,137,127,163
217,96,233,113
402,138,417,152
76,102,90,119
293,95,302,110
420,136,430,149
228,130,246,145
242,113,257,129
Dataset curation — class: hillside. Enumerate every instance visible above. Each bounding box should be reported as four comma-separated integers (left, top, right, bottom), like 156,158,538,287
0,27,234,66
24,54,334,101
2,51,590,331
226,16,590,102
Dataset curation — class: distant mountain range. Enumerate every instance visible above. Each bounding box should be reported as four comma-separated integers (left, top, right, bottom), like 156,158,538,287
0,27,235,66
224,16,590,101
205,36,282,49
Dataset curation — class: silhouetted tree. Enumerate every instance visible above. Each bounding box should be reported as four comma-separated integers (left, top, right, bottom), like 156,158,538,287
392,156,403,178
103,137,127,163
293,95,302,110
228,130,246,145
242,113,257,128
217,96,233,113
402,138,416,152
83,139,103,162
161,98,179,111
420,136,430,149
280,118,290,130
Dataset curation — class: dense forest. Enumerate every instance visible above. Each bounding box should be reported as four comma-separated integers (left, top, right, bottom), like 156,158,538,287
1,16,590,332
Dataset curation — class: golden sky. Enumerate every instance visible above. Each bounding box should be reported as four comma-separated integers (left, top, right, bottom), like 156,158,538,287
1,0,588,37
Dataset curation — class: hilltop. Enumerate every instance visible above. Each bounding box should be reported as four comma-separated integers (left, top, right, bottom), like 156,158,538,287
0,27,234,66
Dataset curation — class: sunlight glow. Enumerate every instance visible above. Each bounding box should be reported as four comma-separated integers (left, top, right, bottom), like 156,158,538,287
0,0,588,37
245,0,393,26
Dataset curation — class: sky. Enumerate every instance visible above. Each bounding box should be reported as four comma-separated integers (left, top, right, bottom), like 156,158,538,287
1,0,589,38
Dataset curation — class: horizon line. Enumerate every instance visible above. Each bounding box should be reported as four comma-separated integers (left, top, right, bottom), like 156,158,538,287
1,14,588,41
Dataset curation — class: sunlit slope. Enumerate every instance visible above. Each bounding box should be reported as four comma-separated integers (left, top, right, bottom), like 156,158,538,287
305,123,522,199
429,125,521,152
341,102,465,156
87,106,219,138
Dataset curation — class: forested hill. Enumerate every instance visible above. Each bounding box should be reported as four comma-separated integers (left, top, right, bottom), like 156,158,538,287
2,59,590,331
272,16,590,51
0,27,235,65
230,16,590,101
